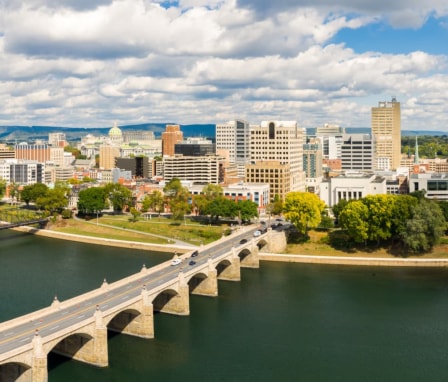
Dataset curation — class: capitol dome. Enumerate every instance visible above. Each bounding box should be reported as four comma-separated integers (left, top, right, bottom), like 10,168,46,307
108,122,123,143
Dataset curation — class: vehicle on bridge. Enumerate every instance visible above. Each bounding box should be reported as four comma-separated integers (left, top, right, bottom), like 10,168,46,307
171,258,182,266
191,250,199,257
253,230,261,237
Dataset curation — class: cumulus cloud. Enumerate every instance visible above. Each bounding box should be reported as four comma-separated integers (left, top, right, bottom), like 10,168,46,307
0,0,447,130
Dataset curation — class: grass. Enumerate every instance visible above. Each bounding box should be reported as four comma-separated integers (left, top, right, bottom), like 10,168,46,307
51,214,228,245
286,230,448,258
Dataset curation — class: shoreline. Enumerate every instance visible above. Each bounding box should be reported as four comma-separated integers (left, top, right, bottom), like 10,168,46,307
12,226,448,267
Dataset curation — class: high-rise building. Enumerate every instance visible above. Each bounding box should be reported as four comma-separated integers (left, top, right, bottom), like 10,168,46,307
216,119,251,178
99,145,120,170
15,143,50,163
303,137,323,193
162,124,183,156
175,137,215,157
48,132,67,147
248,120,306,198
371,97,401,170
341,134,374,171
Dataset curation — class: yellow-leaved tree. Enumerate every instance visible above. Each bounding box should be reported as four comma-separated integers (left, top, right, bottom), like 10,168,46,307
283,192,326,235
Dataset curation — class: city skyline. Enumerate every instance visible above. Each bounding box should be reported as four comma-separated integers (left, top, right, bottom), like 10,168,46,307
0,1,447,131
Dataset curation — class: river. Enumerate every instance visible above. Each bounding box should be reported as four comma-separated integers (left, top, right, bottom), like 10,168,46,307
1,230,448,381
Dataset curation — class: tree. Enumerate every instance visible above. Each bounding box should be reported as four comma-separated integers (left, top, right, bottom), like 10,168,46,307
236,200,258,223
205,197,236,222
362,195,395,244
20,183,49,206
202,184,223,200
283,192,325,235
129,207,141,222
142,190,165,215
268,194,283,216
163,179,191,219
338,200,369,244
400,199,446,253
77,187,107,215
105,183,133,212
0,178,6,199
169,187,191,220
36,188,68,214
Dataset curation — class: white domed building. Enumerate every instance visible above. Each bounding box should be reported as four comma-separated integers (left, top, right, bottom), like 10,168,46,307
108,122,123,144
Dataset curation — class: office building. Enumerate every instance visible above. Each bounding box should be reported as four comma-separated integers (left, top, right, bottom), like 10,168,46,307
115,157,150,178
175,137,215,157
99,145,120,170
162,124,183,156
216,119,251,178
249,120,306,197
371,97,401,170
163,155,225,185
341,134,374,171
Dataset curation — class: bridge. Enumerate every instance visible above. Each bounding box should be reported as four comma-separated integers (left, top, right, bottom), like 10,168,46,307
0,227,286,382
0,208,48,230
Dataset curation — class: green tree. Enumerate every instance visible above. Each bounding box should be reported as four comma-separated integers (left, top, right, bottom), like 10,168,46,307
0,178,6,199
390,195,418,238
105,183,133,212
400,199,446,253
332,198,348,221
129,207,141,222
20,183,49,206
236,200,258,223
202,184,223,199
268,194,283,216
205,197,236,222
169,187,191,220
77,187,107,215
338,200,369,244
283,192,325,235
36,188,68,214
142,190,165,215
362,195,395,244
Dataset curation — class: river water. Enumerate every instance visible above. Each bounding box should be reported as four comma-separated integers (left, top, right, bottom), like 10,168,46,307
2,230,448,381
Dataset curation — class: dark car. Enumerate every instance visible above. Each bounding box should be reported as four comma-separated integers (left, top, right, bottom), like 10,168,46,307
239,238,248,244
191,250,199,257
189,260,196,266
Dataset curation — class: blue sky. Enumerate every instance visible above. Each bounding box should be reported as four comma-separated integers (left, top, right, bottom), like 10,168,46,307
0,0,447,131
333,16,448,55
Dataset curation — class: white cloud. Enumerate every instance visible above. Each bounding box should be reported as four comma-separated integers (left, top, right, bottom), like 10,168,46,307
0,0,447,130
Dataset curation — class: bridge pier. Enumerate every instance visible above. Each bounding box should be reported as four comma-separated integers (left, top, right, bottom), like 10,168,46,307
217,250,241,281
52,308,108,368
111,293,155,339
32,331,48,382
191,258,218,296
240,242,260,268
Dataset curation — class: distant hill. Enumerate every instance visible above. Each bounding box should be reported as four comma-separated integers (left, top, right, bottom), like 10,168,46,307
0,123,216,143
0,124,445,144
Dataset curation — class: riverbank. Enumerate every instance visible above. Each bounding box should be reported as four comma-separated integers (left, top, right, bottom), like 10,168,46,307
13,224,448,267
12,225,193,254
259,253,448,267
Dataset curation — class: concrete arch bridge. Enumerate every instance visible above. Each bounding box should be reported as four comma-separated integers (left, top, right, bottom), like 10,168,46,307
0,228,286,382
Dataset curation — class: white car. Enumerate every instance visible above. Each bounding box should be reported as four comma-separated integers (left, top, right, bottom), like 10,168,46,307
171,258,182,266
253,230,261,237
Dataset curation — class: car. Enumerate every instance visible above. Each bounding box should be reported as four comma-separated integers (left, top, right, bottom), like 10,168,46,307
253,230,261,237
171,258,182,266
191,250,199,257
239,238,248,244
189,260,196,266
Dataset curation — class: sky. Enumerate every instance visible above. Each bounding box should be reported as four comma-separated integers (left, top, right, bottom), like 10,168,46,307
0,0,447,131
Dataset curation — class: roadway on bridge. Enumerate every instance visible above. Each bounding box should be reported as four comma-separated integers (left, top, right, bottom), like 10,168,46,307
0,227,260,357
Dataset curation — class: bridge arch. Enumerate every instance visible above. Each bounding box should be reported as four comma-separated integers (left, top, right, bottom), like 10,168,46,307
106,308,143,334
0,361,31,382
46,332,94,362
